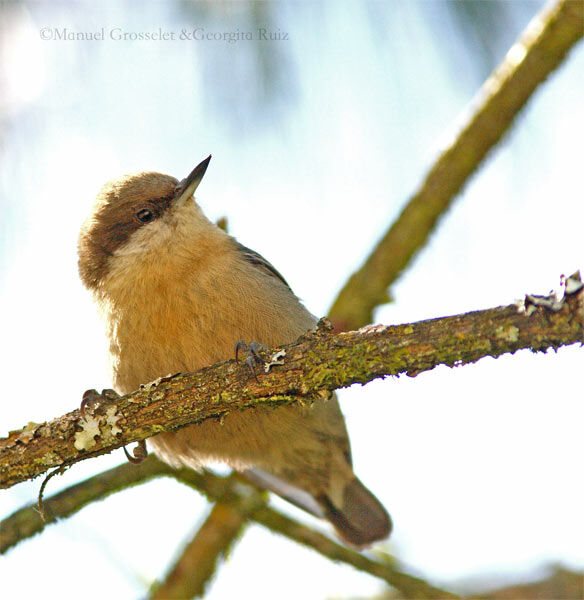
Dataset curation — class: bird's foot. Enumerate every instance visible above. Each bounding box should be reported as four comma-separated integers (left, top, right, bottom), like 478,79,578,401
234,339,268,380
123,440,148,464
80,388,148,464
80,388,119,419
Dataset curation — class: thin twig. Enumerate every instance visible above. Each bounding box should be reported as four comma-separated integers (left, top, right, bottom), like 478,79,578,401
35,465,69,522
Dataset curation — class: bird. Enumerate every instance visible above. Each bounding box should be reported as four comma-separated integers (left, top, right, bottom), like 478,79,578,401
77,155,391,546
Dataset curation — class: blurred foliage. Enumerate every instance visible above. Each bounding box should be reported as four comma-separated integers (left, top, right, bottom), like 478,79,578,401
444,0,517,76
0,0,543,131
175,0,297,131
171,0,538,127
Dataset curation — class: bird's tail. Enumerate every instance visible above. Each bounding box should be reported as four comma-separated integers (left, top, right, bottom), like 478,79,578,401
245,468,391,547
318,476,392,547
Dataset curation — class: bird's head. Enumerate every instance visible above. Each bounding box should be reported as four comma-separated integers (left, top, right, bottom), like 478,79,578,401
78,155,212,292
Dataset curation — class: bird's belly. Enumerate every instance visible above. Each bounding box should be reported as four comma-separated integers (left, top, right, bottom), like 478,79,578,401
108,282,314,393
148,403,326,474
105,274,322,474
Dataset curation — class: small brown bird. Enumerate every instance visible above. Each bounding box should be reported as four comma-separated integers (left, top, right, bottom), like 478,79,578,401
78,156,391,546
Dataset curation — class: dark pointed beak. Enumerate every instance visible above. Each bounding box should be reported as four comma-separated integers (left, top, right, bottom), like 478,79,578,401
174,155,211,202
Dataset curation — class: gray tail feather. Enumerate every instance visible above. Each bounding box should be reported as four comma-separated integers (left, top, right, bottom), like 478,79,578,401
319,476,392,547
245,468,391,547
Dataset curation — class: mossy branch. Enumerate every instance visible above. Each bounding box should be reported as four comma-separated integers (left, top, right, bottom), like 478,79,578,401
1,276,582,490
328,0,584,330
0,456,458,599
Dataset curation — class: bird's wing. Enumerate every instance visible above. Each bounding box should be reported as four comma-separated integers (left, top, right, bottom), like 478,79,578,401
234,241,292,290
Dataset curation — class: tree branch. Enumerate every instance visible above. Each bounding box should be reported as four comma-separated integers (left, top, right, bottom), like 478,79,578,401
0,457,459,599
150,484,263,600
328,0,584,330
0,458,168,552
1,275,582,490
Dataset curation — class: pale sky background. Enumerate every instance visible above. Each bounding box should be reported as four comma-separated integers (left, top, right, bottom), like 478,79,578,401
1,1,583,598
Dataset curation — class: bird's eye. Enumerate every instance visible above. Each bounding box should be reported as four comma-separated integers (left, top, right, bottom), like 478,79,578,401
136,208,155,223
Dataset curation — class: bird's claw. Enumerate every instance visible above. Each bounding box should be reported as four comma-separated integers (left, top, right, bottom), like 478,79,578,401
80,388,120,419
80,389,146,464
123,440,148,464
235,339,268,380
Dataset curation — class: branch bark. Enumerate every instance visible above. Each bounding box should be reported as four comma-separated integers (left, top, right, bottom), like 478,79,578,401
328,0,584,330
0,457,459,599
1,279,582,490
150,487,262,600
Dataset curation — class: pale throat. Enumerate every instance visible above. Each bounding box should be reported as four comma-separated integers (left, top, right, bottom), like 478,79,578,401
99,207,223,304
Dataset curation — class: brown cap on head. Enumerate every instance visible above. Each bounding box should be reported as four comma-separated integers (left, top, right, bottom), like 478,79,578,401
78,171,178,291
